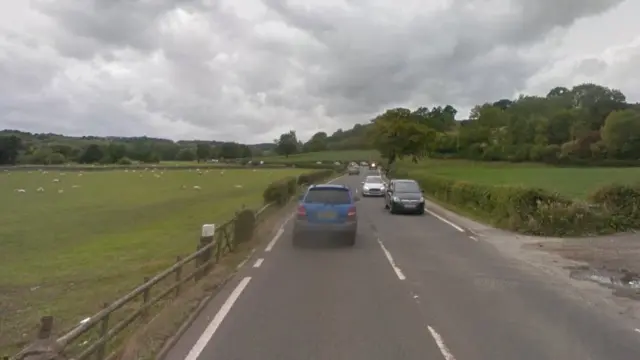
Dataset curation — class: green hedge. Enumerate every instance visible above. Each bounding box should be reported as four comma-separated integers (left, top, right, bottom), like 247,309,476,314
400,170,640,237
262,169,337,205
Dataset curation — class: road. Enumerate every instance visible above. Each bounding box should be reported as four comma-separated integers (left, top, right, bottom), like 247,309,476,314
165,173,640,360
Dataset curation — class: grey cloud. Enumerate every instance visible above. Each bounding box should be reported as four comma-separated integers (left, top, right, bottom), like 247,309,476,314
0,0,632,142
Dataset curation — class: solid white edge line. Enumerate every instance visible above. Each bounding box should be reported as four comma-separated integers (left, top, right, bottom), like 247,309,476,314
265,227,284,252
428,325,457,360
469,236,478,242
376,238,406,280
426,209,465,232
253,258,264,268
183,276,252,360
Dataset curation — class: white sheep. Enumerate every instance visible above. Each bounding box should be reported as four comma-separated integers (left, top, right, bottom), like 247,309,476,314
234,185,243,188
58,189,64,193
220,170,225,176
52,178,60,183
193,185,201,190
37,187,44,192
154,174,161,178
16,189,26,193
77,173,83,176
71,185,80,188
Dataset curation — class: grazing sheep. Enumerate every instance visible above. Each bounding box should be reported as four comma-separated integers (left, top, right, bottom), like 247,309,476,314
220,170,225,176
37,187,44,192
58,189,64,193
234,185,243,188
52,178,60,183
78,173,83,176
71,185,80,188
154,174,161,178
16,189,26,193
193,185,201,190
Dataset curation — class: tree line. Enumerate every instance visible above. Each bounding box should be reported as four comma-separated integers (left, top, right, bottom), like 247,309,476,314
274,82,640,166
0,131,274,165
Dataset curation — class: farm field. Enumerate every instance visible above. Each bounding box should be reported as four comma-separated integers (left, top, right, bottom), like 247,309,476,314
257,149,380,163
0,167,308,354
403,159,640,199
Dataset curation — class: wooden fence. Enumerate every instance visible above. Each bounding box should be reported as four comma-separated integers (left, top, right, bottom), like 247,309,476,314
7,203,275,360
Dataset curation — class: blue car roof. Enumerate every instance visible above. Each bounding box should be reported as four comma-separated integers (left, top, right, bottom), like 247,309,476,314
309,183,348,190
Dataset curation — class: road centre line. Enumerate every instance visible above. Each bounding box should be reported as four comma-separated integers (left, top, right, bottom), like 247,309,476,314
426,209,465,232
183,276,252,360
428,325,457,360
253,258,264,268
376,237,406,280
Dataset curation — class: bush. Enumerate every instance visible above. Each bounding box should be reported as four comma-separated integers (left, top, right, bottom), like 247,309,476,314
297,169,334,185
262,169,336,205
411,173,636,237
234,208,256,243
117,157,133,165
589,184,640,228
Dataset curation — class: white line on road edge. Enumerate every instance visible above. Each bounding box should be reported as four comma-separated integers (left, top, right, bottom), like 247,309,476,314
428,325,457,360
635,328,640,333
183,277,252,360
469,236,478,242
265,227,284,252
426,209,465,232
376,238,406,280
253,258,264,268
235,249,256,270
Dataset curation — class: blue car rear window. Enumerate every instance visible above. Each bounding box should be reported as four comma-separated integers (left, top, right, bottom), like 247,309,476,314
304,188,351,204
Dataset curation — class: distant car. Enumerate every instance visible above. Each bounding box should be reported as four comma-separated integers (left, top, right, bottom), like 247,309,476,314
347,165,360,175
369,162,377,170
361,175,386,197
293,184,360,246
384,179,425,215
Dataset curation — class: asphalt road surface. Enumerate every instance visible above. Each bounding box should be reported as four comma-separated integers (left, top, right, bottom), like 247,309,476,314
165,173,640,360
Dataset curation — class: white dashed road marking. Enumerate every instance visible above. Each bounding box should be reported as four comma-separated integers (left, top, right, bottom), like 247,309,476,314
426,209,465,232
634,328,640,333
184,277,252,360
428,325,457,360
253,258,264,268
265,227,284,252
376,237,406,280
469,236,478,242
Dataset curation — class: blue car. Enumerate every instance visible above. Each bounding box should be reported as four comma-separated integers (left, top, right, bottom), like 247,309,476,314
292,184,360,246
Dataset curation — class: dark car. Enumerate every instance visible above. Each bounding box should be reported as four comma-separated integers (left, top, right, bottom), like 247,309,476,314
293,184,360,246
384,179,425,215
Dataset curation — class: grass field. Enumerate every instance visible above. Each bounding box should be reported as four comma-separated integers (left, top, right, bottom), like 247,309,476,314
402,159,640,199
0,167,308,354
256,149,380,163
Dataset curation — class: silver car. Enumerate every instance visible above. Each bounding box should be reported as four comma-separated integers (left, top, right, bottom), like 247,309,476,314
361,175,386,197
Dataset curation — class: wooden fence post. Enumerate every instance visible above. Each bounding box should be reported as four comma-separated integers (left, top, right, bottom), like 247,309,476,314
199,224,215,278
15,316,64,360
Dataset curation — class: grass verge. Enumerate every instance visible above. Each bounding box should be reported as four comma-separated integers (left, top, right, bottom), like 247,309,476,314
0,168,308,355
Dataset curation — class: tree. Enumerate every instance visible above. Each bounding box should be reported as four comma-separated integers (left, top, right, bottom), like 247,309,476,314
275,131,298,157
0,135,22,165
303,132,328,152
601,109,640,159
369,108,436,167
79,144,103,164
176,148,196,161
196,143,211,163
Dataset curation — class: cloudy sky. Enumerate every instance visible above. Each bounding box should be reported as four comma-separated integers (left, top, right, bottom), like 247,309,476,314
0,0,638,143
